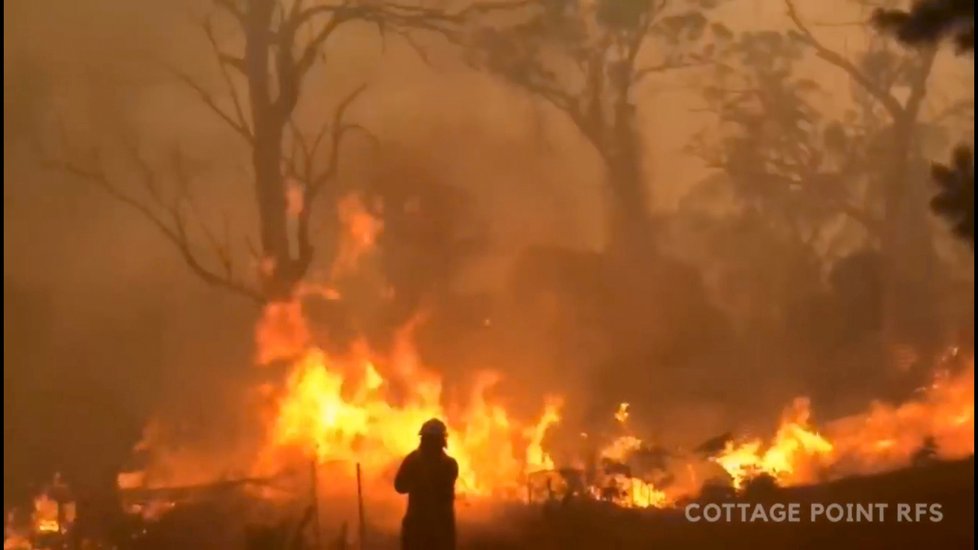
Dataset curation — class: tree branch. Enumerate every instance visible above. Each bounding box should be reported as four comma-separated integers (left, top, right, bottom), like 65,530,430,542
785,0,904,119
633,59,712,84
292,84,373,269
903,46,939,122
158,60,255,144
203,18,252,138
43,143,263,303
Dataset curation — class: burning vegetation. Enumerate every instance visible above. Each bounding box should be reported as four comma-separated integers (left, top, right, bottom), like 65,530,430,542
3,0,975,548
91,196,972,541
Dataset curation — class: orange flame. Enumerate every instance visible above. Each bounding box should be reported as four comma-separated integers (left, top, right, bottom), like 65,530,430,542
713,398,834,489
118,348,973,517
614,402,630,424
330,192,382,280
251,302,563,503
712,358,974,490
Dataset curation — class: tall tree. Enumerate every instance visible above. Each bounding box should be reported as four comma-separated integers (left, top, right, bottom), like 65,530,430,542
784,0,959,353
875,0,975,246
471,0,727,253
689,0,971,358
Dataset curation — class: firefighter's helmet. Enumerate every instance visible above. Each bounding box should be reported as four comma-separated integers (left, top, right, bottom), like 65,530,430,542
418,418,448,438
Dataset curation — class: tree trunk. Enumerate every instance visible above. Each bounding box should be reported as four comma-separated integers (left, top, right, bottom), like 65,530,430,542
245,0,299,302
880,116,941,372
605,100,654,259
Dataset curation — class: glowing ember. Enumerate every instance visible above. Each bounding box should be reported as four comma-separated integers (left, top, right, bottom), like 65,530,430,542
4,474,77,548
32,495,62,534
614,402,630,424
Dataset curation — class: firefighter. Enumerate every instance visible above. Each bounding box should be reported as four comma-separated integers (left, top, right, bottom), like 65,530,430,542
394,418,458,550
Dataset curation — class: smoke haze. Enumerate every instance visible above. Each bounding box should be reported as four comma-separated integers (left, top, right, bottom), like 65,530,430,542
4,0,973,518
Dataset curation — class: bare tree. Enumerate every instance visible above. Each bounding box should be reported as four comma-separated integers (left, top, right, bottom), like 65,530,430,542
46,0,510,303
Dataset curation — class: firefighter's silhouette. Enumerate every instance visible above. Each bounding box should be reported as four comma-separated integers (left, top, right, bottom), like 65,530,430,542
394,418,459,550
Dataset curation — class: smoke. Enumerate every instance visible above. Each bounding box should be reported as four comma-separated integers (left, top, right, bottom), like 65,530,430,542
3,0,973,524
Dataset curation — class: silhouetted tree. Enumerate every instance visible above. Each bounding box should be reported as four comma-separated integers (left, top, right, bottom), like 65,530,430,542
785,1,947,343
875,0,975,246
471,0,728,252
875,0,974,52
931,145,975,245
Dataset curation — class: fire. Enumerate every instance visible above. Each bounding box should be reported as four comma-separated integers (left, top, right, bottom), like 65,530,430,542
601,435,644,463
330,192,383,280
713,398,834,489
524,399,562,473
256,300,310,364
254,312,563,500
4,474,76,549
590,406,673,509
711,358,974,490
32,495,63,534
621,478,669,509
614,402,630,424
110,178,974,524
824,358,974,475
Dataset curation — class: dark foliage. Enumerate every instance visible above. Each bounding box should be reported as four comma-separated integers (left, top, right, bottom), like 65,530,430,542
875,0,974,52
931,146,975,246
875,0,975,247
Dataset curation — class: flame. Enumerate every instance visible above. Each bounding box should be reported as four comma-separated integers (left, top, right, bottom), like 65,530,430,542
115,260,975,529
252,304,563,502
32,495,62,534
824,358,974,474
4,474,77,547
286,181,304,218
601,435,644,463
614,402,630,424
256,301,310,365
621,478,669,509
713,398,834,489
330,192,382,280
712,358,974,490
525,399,562,472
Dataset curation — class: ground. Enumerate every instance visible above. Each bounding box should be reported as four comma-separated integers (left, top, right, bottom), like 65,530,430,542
457,458,974,550
128,458,973,549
